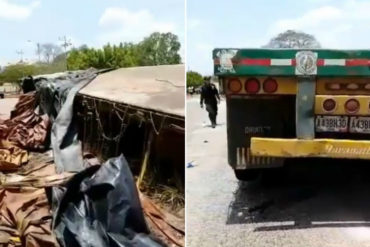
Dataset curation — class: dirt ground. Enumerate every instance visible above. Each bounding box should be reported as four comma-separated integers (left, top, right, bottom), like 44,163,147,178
186,95,370,247
0,97,18,119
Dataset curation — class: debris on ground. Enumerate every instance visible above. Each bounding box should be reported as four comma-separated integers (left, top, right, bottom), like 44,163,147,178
187,162,195,168
52,155,161,247
0,68,184,246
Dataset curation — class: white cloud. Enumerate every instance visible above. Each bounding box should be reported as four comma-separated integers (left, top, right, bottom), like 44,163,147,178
0,0,40,21
273,6,342,31
98,7,176,44
270,1,370,48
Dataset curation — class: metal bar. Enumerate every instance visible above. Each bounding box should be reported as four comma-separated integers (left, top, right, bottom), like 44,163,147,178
296,77,316,139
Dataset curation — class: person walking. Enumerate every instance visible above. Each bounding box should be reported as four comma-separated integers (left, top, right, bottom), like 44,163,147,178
200,79,220,128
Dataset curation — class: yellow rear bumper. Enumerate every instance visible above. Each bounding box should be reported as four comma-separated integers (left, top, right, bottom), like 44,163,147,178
251,137,370,159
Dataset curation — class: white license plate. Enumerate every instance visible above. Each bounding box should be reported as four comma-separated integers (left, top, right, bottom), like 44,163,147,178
315,116,348,132
350,117,370,133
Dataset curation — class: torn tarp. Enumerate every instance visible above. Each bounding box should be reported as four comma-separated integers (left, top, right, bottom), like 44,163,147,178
0,92,50,151
0,187,59,247
1,70,97,172
52,155,163,247
0,152,75,247
0,140,28,171
46,71,97,173
21,70,98,173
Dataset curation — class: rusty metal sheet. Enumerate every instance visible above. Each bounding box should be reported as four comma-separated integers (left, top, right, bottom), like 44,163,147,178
0,150,76,247
0,187,60,247
79,65,185,117
0,92,50,151
0,141,28,171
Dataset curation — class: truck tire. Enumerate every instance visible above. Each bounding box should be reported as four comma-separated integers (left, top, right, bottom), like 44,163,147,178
0,94,4,99
234,169,260,181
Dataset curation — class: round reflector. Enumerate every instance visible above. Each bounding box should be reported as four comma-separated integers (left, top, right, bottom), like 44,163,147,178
345,99,360,113
326,83,341,90
245,78,260,94
347,83,359,90
323,99,336,112
263,78,278,93
228,79,242,93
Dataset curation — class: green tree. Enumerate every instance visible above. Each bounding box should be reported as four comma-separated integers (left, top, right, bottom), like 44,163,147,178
138,32,181,66
186,71,203,88
0,64,38,83
264,30,321,49
66,32,181,70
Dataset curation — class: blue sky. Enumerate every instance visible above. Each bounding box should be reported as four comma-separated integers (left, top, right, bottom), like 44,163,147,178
0,0,184,66
187,0,370,75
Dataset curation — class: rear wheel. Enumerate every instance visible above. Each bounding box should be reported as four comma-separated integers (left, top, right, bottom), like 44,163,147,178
234,169,260,181
0,94,4,99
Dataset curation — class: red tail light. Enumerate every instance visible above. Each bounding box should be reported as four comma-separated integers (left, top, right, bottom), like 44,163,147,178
263,78,278,93
323,99,336,112
245,78,260,94
345,99,360,113
228,79,242,93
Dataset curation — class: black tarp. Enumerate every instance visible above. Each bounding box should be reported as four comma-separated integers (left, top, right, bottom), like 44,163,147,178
51,155,163,247
26,70,98,172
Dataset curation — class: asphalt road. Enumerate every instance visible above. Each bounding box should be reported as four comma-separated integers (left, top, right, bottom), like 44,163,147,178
186,96,370,247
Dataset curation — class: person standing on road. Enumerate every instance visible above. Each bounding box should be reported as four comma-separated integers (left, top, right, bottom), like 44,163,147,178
200,78,220,128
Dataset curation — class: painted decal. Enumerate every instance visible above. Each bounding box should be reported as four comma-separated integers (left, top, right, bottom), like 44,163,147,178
216,49,238,73
295,51,318,75
325,144,370,155
245,126,271,134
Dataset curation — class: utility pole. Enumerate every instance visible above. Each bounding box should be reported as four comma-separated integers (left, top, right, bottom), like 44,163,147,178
36,43,41,62
59,36,72,71
27,40,41,62
16,50,24,63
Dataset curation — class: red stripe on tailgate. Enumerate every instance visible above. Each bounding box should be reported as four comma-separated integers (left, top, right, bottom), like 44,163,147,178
239,59,271,66
345,59,370,66
317,59,325,66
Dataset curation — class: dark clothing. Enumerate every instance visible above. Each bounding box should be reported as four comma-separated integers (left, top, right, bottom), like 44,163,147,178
206,103,217,125
22,76,36,93
200,84,220,127
200,84,219,106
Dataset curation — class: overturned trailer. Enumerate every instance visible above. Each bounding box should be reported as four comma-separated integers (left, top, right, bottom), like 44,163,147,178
76,64,185,191
0,65,184,247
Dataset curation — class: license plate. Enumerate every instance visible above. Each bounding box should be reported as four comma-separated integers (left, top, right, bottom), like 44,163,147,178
315,116,348,132
350,117,370,133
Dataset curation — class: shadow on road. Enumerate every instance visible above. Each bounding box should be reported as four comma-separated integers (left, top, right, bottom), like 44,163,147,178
202,122,226,128
227,158,370,231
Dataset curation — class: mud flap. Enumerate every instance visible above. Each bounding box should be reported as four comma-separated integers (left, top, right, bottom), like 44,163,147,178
227,97,294,169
